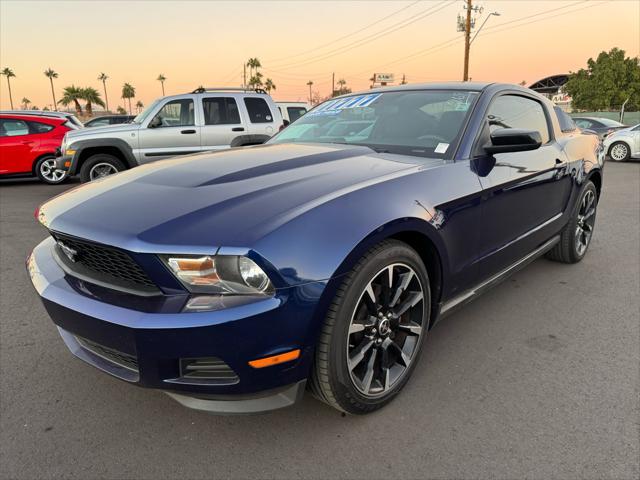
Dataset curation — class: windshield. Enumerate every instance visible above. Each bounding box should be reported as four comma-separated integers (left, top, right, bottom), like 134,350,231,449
269,90,479,158
132,99,162,124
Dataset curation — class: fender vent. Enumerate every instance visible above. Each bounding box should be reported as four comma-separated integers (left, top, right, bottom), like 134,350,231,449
171,357,239,385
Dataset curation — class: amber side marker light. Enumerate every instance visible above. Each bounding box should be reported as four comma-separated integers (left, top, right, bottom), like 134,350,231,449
248,349,301,369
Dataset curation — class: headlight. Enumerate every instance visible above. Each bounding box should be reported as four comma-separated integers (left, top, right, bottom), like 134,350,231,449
160,255,273,295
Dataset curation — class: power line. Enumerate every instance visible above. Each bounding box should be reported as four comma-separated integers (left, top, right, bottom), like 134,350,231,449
268,0,455,70
265,0,423,64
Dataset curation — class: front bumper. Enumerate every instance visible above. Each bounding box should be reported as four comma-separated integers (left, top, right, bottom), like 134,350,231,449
28,237,325,413
55,154,75,174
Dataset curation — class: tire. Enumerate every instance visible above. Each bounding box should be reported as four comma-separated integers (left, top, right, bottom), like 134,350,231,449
79,154,126,183
546,181,598,264
310,240,430,414
608,141,631,162
35,155,68,185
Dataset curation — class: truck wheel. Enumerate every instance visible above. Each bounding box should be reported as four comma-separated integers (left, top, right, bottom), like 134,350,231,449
608,142,630,162
546,181,598,264
309,240,430,414
80,154,125,182
35,155,68,184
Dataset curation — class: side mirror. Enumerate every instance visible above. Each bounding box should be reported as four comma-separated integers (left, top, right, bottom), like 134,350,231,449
484,128,542,154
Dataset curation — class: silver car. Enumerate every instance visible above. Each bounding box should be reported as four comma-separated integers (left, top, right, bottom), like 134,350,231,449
57,88,283,182
603,123,640,162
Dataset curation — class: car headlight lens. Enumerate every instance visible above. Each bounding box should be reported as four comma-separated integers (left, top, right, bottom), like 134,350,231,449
160,255,273,295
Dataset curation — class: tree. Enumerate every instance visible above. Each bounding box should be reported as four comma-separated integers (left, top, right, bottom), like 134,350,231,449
157,74,166,96
135,100,144,113
264,78,276,94
121,83,136,115
306,80,314,104
1,67,16,109
21,97,31,110
334,78,351,96
98,72,109,112
116,106,127,115
80,87,105,116
246,58,262,80
248,71,263,89
58,85,84,116
564,48,640,111
44,68,59,111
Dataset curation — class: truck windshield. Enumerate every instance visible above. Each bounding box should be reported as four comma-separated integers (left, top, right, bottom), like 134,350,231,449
269,90,479,158
132,99,162,124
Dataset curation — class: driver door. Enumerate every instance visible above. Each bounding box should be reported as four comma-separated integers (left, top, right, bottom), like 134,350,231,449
137,98,201,162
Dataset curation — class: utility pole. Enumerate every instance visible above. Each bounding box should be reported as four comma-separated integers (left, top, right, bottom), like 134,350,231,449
243,64,247,88
462,0,472,81
332,72,335,98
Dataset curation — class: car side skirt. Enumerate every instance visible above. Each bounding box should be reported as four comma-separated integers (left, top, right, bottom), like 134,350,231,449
436,235,560,321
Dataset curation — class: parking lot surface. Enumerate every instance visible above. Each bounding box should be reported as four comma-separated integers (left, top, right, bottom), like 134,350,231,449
1,163,639,480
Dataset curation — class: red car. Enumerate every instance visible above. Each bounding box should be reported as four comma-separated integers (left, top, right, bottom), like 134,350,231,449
0,111,80,184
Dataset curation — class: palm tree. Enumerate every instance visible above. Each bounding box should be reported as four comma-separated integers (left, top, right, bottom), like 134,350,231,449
248,71,263,89
135,100,144,113
264,78,276,94
116,106,127,115
121,83,135,115
58,85,83,116
44,68,59,111
21,97,31,110
80,87,105,116
156,74,166,96
306,80,314,104
98,72,109,112
246,58,262,80
1,68,16,109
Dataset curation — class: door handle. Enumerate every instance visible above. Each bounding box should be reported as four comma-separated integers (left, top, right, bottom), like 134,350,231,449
232,127,245,132
181,129,196,134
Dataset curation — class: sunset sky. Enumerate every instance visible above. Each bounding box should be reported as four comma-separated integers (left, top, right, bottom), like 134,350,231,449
1,0,638,111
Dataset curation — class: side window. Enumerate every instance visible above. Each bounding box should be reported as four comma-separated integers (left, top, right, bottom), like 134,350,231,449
574,119,592,129
553,106,577,133
202,97,241,125
487,95,550,144
287,107,307,123
150,99,194,127
28,121,55,133
0,119,29,137
89,118,110,127
244,97,273,123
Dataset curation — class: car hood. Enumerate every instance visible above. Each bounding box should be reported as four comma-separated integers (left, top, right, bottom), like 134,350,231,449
38,143,432,253
66,122,138,139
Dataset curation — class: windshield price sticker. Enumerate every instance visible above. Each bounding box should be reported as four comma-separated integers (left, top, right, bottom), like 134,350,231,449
308,93,382,117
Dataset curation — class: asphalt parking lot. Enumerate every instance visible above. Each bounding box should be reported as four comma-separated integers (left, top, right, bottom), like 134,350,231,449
1,163,638,480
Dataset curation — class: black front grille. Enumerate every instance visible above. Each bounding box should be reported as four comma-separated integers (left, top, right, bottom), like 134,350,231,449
75,336,139,373
51,231,157,292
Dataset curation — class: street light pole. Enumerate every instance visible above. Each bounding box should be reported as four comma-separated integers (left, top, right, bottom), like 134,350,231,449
470,11,501,45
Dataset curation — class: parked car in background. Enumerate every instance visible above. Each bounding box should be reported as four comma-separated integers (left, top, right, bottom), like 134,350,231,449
84,115,135,128
0,110,84,129
276,101,311,126
30,82,603,414
56,87,283,182
572,116,627,139
603,123,640,161
0,112,77,184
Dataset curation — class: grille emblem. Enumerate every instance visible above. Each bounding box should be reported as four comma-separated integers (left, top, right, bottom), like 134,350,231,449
57,240,79,262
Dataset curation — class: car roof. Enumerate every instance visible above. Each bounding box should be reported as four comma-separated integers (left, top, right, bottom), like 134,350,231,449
0,113,63,124
367,81,495,94
0,110,74,118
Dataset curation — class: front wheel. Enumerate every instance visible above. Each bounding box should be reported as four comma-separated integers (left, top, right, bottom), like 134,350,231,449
35,156,67,184
310,240,430,414
547,181,598,264
608,141,630,162
80,154,125,182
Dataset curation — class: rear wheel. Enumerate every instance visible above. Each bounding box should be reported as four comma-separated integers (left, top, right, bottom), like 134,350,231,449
310,240,430,414
609,141,630,162
80,154,125,182
547,181,598,264
35,156,67,184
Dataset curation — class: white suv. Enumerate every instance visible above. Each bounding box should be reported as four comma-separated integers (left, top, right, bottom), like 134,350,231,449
57,88,283,182
276,101,311,126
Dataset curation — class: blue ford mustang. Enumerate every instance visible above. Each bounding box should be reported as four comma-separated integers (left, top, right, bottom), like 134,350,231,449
28,83,603,414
